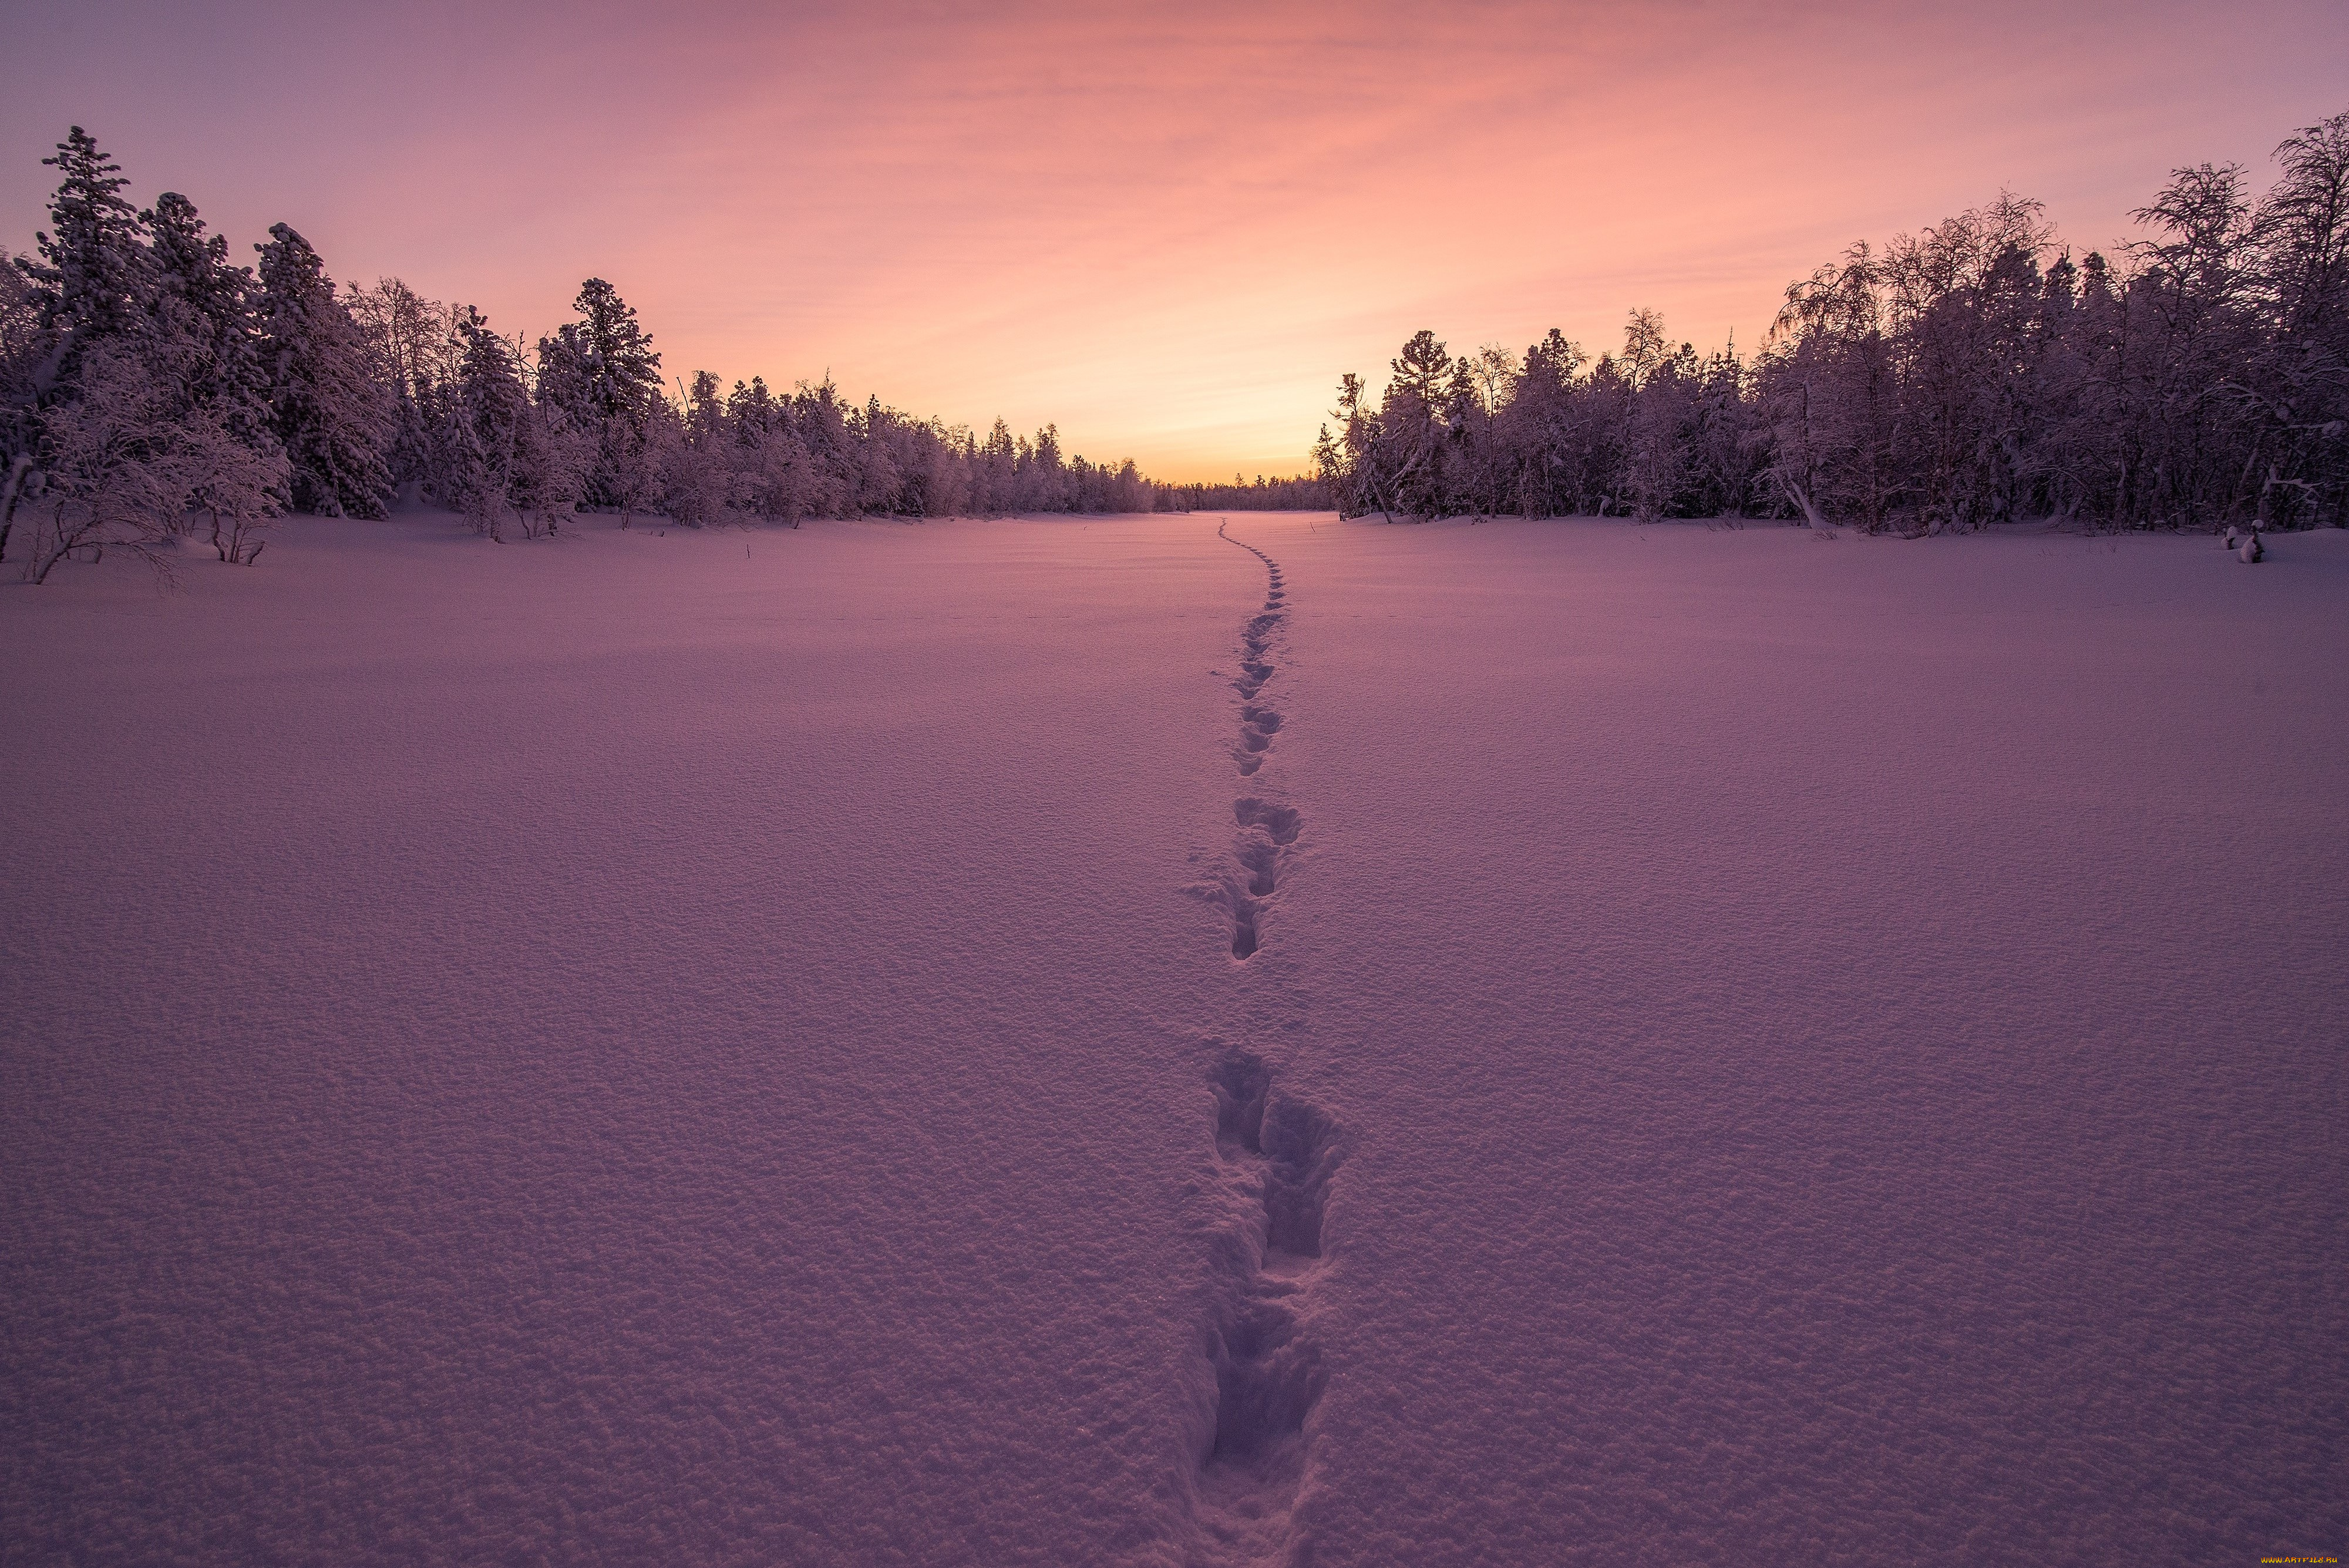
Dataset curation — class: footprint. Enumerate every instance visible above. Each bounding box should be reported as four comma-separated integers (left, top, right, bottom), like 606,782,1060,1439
1210,1052,1271,1157
1192,1050,1344,1556
1194,879,1260,960
1258,1097,1340,1261
1205,1301,1322,1477
1234,798,1301,846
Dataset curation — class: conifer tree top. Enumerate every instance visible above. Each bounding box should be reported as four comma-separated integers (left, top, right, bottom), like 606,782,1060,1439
19,126,150,348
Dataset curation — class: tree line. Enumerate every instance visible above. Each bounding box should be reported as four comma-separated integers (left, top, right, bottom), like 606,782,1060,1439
12,110,2342,576
1318,110,2349,533
0,129,1163,583
1159,473,1332,511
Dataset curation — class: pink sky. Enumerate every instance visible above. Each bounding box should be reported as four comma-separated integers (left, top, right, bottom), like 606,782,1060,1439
8,1,2347,482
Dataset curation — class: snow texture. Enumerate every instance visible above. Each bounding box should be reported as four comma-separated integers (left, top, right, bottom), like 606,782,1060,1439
3,511,2344,1566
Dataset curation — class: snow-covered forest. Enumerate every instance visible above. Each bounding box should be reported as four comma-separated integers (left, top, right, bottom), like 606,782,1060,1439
0,129,1161,583
1320,112,2349,532
5,107,2346,583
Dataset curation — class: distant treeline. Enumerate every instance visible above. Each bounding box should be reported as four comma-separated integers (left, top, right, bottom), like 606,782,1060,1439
0,129,1172,582
1320,110,2349,533
1160,473,1331,511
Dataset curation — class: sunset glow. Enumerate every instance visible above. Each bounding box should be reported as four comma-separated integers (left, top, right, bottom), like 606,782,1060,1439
6,0,2343,480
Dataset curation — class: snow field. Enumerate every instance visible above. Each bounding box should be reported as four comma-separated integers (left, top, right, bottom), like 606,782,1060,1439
4,510,2344,1566
2,514,1264,1565
1237,514,2347,1565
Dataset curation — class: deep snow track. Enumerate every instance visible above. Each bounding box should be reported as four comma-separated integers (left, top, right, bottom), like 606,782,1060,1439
1213,523,1298,961
1186,523,1341,1567
1190,1051,1341,1564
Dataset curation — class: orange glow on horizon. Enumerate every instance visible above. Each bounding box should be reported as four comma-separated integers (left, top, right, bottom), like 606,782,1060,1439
8,1,2347,483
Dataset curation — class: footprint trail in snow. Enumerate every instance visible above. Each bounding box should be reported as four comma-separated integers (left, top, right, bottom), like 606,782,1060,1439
1214,522,1297,961
1183,522,1342,1566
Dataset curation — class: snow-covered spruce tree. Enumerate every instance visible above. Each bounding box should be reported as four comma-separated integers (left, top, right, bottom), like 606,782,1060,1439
790,376,857,517
14,128,152,388
1513,332,1596,516
1021,420,1065,512
573,278,662,419
431,308,591,541
531,322,594,426
440,307,529,540
1685,344,1756,519
1313,374,1381,519
1378,332,1452,519
655,371,735,527
536,278,662,512
142,193,274,459
974,417,1017,514
724,375,811,527
254,224,393,518
6,128,156,558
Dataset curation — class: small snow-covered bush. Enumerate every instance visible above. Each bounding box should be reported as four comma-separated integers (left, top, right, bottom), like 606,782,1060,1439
25,347,285,583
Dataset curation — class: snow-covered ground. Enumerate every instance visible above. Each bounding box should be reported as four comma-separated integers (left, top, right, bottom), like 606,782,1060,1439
4,510,2343,1566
